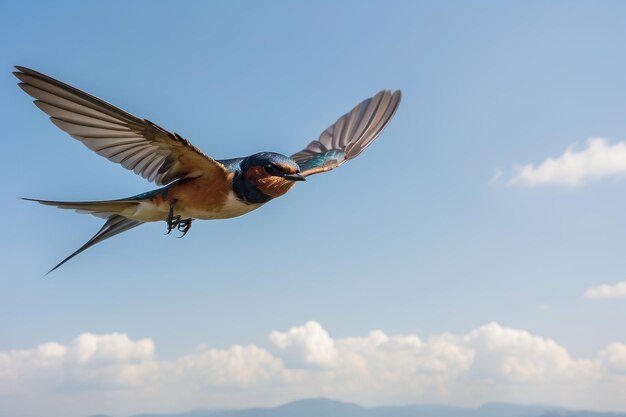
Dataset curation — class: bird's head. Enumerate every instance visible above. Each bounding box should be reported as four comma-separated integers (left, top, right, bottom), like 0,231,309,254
239,152,305,200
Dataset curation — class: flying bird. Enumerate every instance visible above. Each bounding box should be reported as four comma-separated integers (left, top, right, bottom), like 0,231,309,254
14,66,401,273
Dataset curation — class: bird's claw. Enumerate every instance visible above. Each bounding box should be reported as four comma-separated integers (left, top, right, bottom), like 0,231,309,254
165,199,192,237
176,219,193,238
165,215,181,235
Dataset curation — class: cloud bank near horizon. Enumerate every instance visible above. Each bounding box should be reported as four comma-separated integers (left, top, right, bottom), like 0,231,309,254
1,321,625,417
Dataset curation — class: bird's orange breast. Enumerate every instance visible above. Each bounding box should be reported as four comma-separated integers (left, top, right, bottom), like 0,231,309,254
153,172,245,219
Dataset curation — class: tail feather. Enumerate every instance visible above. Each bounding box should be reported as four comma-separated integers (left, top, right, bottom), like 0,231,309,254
23,197,139,219
46,215,143,275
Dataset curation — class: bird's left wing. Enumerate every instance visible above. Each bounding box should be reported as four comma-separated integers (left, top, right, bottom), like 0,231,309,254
14,66,227,185
291,90,401,177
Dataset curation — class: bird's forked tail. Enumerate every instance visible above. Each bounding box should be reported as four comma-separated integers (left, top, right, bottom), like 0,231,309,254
23,198,144,274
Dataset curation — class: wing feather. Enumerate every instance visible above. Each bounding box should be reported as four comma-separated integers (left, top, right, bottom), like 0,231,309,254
15,66,227,185
34,101,129,130
292,90,401,177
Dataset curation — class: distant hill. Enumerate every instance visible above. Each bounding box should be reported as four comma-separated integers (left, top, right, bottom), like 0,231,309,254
90,398,626,417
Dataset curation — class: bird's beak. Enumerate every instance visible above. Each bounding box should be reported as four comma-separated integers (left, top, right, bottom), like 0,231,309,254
281,173,307,182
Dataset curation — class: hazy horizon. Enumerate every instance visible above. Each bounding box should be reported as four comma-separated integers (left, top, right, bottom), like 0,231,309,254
86,398,626,417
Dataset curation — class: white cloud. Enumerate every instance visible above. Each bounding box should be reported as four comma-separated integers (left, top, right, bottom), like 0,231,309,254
0,332,156,393
584,281,626,299
599,343,626,373
462,322,588,382
1,322,625,417
175,344,284,387
269,321,338,368
65,332,154,366
508,138,626,186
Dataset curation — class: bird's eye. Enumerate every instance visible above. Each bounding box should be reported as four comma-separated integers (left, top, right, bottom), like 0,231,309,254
264,164,277,174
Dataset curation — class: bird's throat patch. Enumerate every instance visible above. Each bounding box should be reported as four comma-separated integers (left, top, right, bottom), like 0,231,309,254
245,166,297,198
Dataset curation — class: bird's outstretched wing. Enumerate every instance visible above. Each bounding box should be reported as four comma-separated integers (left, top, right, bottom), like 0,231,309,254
291,90,401,177
14,66,227,185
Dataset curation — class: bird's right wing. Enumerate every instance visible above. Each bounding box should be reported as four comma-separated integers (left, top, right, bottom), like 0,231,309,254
291,90,401,177
14,66,228,185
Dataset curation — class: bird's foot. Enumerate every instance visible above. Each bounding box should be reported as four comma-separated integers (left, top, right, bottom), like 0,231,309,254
176,218,193,238
165,216,182,235
165,199,180,235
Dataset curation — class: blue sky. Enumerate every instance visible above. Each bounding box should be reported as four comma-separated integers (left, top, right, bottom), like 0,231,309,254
2,1,626,416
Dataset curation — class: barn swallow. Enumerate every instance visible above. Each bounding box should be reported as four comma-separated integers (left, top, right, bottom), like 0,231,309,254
14,66,401,273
